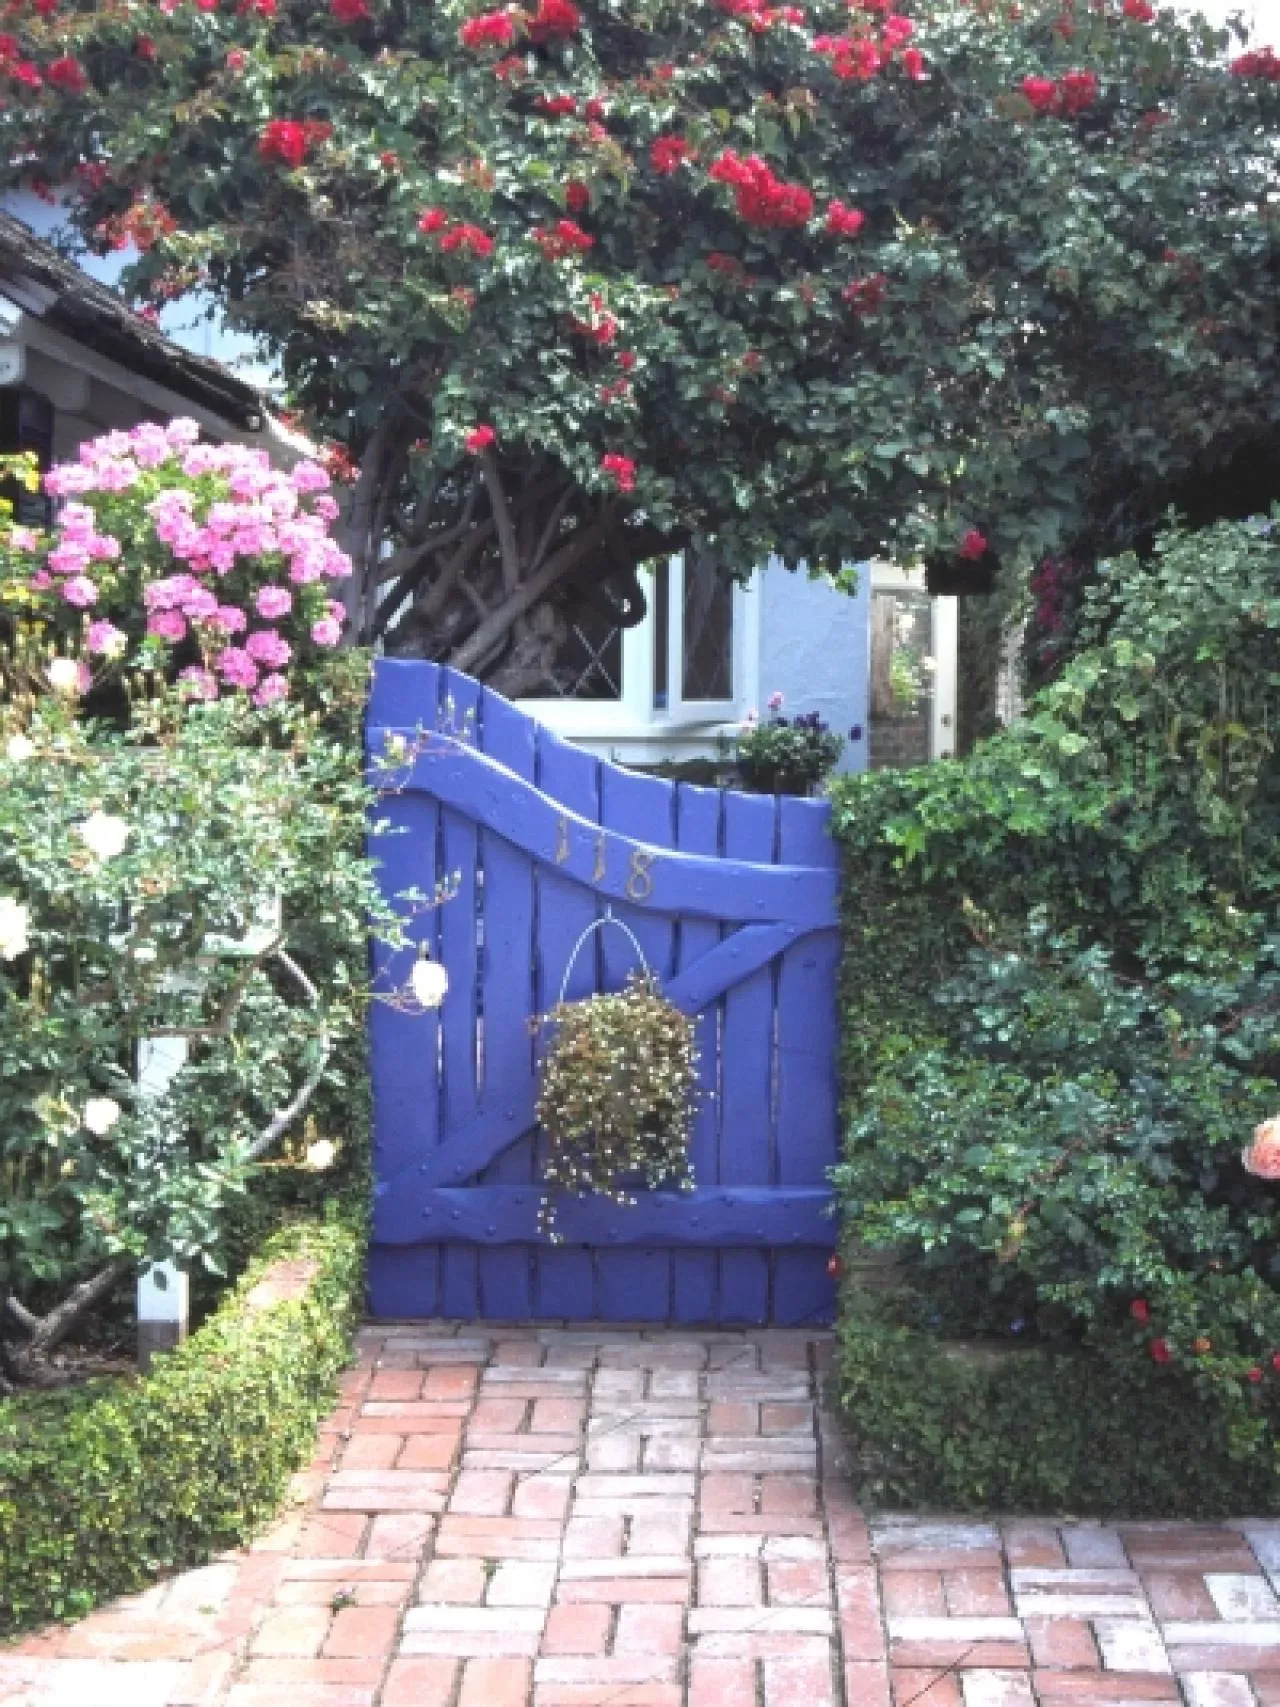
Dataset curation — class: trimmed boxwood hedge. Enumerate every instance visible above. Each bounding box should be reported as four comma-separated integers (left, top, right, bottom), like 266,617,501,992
0,1206,363,1636
836,1304,1280,1517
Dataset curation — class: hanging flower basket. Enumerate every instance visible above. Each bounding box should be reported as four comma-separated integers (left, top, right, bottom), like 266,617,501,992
533,915,698,1240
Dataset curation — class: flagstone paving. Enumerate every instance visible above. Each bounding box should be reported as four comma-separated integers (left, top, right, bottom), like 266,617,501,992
4,1323,1280,1706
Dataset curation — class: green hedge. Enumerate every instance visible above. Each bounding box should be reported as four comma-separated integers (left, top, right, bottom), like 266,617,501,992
835,1305,1280,1517
0,1207,363,1635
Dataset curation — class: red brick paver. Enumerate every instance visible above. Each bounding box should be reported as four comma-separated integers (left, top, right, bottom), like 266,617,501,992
4,1325,1280,1705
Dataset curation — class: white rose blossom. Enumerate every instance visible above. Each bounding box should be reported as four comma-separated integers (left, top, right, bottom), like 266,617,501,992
410,951,449,1010
305,1138,337,1171
46,658,85,696
82,1096,122,1137
5,733,34,763
0,896,30,961
77,811,131,863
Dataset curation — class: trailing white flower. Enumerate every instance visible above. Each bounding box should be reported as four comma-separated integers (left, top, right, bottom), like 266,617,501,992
77,811,131,863
5,732,34,763
410,948,449,1010
0,896,30,961
82,1096,122,1136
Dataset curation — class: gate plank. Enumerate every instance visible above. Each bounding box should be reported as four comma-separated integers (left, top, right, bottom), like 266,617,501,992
529,725,601,1320
673,782,722,1324
437,669,484,1319
396,1187,831,1246
719,791,778,1326
367,664,444,1317
594,765,678,1323
773,796,841,1331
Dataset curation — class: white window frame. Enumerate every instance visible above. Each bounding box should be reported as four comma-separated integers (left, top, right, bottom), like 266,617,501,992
869,563,958,761
516,557,760,754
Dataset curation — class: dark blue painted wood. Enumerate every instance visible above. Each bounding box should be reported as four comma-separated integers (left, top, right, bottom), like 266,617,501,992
396,1187,832,1246
672,783,722,1324
437,669,483,1320
595,764,677,1321
718,791,777,1327
529,725,600,1319
773,796,841,1329
366,659,843,1326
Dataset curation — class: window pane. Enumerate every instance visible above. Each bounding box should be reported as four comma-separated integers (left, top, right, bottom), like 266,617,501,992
652,559,669,710
869,588,933,769
519,601,623,700
682,553,733,702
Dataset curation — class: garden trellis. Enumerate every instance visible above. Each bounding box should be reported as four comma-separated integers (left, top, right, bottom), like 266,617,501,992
367,660,841,1326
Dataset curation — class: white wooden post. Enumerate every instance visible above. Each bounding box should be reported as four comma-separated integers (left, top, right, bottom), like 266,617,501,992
136,1030,191,1371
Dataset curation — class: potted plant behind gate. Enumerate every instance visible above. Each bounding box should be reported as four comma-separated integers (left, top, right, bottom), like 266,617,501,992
735,693,845,796
533,913,698,1239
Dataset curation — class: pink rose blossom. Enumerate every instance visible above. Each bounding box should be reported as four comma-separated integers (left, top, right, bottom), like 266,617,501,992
9,527,39,551
245,628,293,669
327,600,347,623
61,576,99,608
147,610,188,641
210,605,248,635
87,619,127,657
290,460,331,493
216,647,260,689
29,569,52,590
312,494,340,521
178,666,219,701
253,672,290,707
47,544,91,576
310,616,342,648
182,586,220,620
256,586,293,619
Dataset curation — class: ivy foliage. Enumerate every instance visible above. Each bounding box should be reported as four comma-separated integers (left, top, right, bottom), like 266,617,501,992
6,0,1280,582
828,517,1280,1504
0,1207,363,1635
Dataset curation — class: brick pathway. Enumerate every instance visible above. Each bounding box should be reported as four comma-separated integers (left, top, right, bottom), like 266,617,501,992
3,1325,1280,1707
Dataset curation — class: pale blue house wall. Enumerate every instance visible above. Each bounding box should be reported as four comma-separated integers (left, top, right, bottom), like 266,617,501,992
757,558,870,777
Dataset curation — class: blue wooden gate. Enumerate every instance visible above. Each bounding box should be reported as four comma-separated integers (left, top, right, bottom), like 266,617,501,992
366,659,841,1327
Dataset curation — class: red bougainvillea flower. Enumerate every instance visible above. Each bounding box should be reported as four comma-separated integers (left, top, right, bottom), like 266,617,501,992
533,219,595,259
460,9,515,49
1231,46,1280,78
1058,70,1099,112
1123,0,1155,17
529,0,581,39
1130,1298,1151,1324
883,13,914,47
709,151,813,227
958,529,989,561
47,55,88,93
651,135,694,174
237,0,277,15
1271,1352,1280,1372
418,207,448,233
902,46,926,78
585,96,606,119
440,223,494,256
259,120,331,167
1249,1366,1265,1383
1150,1337,1172,1363
465,424,497,453
1021,74,1058,111
226,48,248,69
32,0,58,12
536,94,578,116
843,272,887,313
826,199,866,238
600,452,637,492
332,0,371,19
134,34,157,59
617,350,636,371
565,180,590,211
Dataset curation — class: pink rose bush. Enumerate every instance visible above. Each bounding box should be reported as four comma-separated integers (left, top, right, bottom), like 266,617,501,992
0,418,351,707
